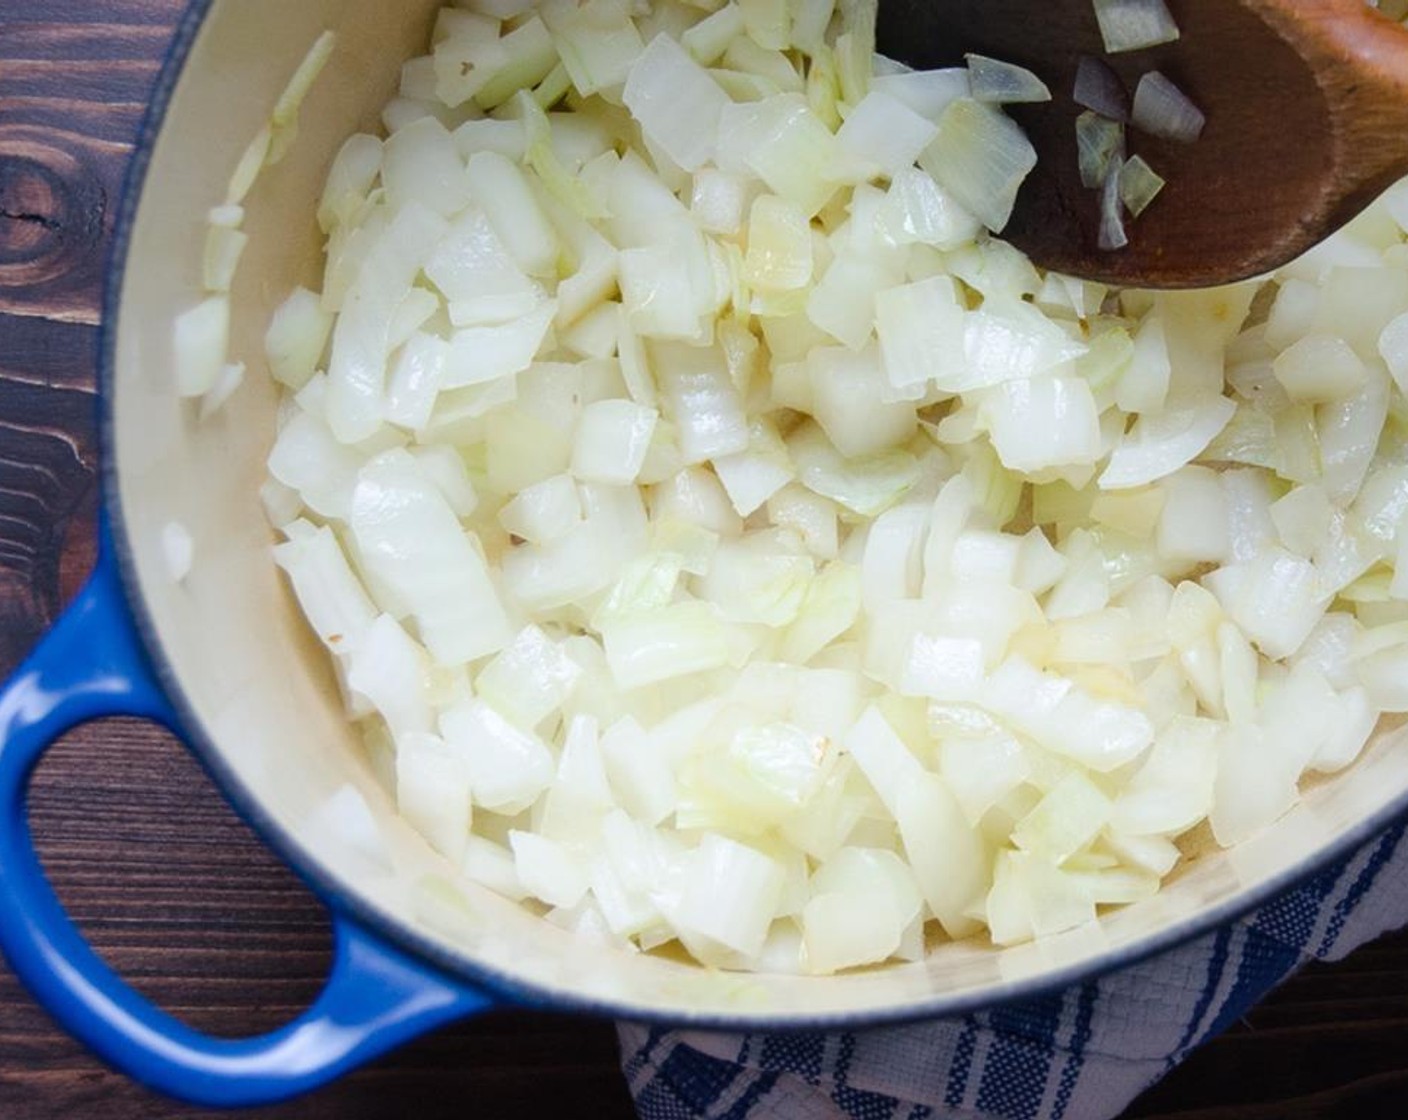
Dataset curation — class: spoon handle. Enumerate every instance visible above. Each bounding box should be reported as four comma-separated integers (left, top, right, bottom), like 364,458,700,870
1251,0,1408,220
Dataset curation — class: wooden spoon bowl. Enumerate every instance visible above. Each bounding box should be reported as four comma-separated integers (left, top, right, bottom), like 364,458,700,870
877,0,1408,288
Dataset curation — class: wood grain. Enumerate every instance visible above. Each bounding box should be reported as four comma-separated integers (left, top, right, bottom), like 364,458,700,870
0,1,1407,1118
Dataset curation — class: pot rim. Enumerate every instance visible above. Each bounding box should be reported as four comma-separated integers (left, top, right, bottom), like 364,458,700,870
97,0,1408,1031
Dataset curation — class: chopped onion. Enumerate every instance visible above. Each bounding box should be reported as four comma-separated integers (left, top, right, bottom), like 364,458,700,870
1092,0,1181,54
1098,162,1129,252
1132,72,1206,143
835,90,940,179
350,451,513,665
871,67,971,121
260,1,1408,972
161,521,194,583
1076,111,1125,190
397,734,472,861
624,33,729,172
1101,396,1236,490
441,699,555,813
1118,155,1165,217
918,98,1037,233
173,296,230,398
1074,55,1129,122
964,54,1051,104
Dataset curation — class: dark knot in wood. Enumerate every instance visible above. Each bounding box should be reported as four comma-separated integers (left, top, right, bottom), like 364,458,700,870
0,127,106,292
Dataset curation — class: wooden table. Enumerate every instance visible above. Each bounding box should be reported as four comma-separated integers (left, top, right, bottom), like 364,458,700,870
1,3,1407,1117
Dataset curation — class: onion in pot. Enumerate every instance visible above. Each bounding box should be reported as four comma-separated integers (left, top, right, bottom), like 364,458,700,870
248,6,1408,973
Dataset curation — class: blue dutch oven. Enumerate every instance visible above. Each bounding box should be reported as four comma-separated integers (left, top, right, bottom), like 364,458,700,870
5,0,1408,1108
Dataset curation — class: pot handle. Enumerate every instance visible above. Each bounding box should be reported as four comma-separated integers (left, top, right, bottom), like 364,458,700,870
0,547,496,1107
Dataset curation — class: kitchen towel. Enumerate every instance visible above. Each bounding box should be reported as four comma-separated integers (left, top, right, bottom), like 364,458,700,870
618,819,1408,1120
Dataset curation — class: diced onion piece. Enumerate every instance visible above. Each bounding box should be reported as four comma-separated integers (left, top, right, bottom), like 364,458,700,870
624,33,729,172
273,521,377,653
1074,55,1129,121
1132,71,1206,143
477,625,583,730
619,226,717,341
743,195,814,292
806,251,898,350
1204,546,1327,660
965,54,1051,104
1100,396,1237,490
802,848,920,973
1379,311,1408,394
203,222,248,294
572,400,659,484
896,772,988,939
319,134,383,232
843,705,926,818
878,167,981,250
876,275,967,392
779,561,861,663
939,731,1028,825
871,67,971,121
383,117,473,218
465,150,560,278
397,734,472,861
444,306,555,391
1092,0,1181,54
1076,111,1125,190
655,342,750,463
1273,333,1367,402
274,30,337,131
790,422,921,517
1317,365,1390,502
1119,155,1165,218
701,533,814,626
919,98,1036,233
601,601,740,688
226,125,272,206
667,834,785,958
1158,467,1230,563
834,91,939,178
1098,162,1129,251
714,420,795,517
350,451,513,665
425,207,540,320
807,344,917,458
161,521,194,583
1012,771,1111,863
266,287,334,392
718,94,844,217
510,831,589,908
173,296,230,399
691,168,752,236
385,333,448,431
900,634,985,701
347,614,433,737
442,699,555,814
983,377,1103,473
546,0,644,96
792,0,836,54
681,3,746,65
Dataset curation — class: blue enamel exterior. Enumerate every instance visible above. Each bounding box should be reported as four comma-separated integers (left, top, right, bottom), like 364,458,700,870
0,528,495,1107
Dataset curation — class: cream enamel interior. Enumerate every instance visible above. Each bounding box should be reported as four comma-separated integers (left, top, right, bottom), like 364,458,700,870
110,0,1408,1024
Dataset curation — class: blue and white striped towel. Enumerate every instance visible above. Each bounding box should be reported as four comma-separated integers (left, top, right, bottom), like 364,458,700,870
618,821,1408,1120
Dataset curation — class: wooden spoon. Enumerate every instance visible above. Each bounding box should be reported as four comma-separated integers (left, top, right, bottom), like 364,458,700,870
876,0,1408,289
